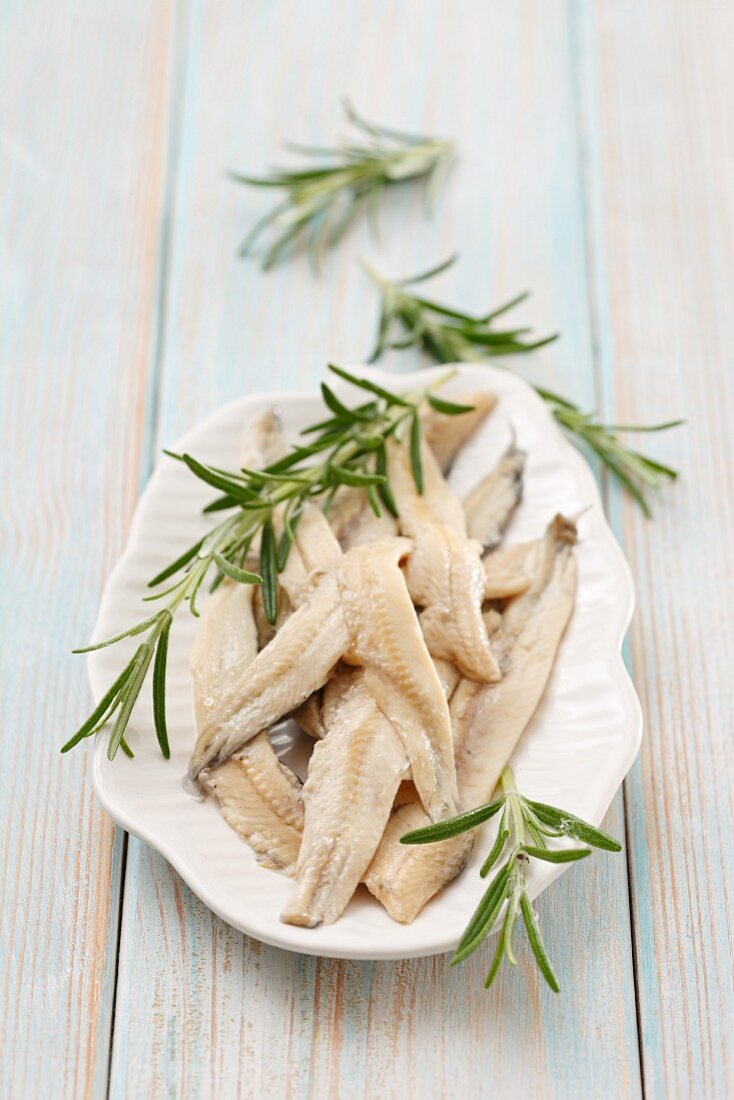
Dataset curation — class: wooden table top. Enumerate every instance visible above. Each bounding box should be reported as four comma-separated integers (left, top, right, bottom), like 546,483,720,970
2,2,732,1097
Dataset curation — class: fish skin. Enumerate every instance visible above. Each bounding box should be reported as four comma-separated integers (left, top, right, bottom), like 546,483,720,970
337,538,459,823
363,515,577,923
423,391,498,473
293,402,486,785
463,443,526,552
281,669,408,926
321,405,520,701
387,435,500,683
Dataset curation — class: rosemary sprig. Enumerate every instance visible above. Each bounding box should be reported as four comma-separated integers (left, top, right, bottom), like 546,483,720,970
230,101,453,271
364,254,558,361
364,256,683,514
65,366,463,762
534,387,681,518
401,766,621,992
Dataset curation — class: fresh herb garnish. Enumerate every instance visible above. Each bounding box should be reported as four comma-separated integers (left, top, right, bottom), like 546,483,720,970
365,255,683,514
230,101,453,272
401,766,621,992
534,387,682,518
364,254,558,361
65,367,464,762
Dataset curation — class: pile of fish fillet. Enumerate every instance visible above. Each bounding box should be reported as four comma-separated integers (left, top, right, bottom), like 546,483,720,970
187,390,578,928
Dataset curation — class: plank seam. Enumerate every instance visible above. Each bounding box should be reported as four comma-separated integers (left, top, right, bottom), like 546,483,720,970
105,1,193,1095
567,2,647,1095
140,1,192,478
623,777,648,1099
104,831,129,1100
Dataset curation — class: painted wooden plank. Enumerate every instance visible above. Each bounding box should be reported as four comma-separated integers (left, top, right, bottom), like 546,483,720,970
582,1,734,1096
109,3,641,1098
0,2,176,1096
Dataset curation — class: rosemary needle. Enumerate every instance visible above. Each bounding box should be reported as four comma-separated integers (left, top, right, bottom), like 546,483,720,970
363,254,558,361
230,101,454,272
364,255,683,514
64,366,466,762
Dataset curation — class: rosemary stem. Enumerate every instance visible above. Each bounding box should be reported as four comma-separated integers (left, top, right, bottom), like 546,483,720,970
500,765,517,796
358,257,388,288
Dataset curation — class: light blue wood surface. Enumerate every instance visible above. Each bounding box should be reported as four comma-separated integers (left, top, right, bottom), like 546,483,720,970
580,4,734,1097
0,2,175,1097
2,1,732,1097
113,3,641,1096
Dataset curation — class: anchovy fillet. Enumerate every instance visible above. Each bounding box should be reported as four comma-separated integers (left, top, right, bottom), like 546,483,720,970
483,540,535,599
189,572,349,779
364,515,577,923
463,442,525,551
189,529,458,823
203,739,304,874
191,581,304,874
423,391,498,473
337,538,459,822
387,435,500,682
278,503,343,605
281,669,408,926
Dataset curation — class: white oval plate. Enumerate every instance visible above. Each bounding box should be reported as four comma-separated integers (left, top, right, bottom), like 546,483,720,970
90,365,641,960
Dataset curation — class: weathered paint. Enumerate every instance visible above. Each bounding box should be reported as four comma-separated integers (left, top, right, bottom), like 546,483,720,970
0,2,176,1098
111,3,640,1098
585,2,734,1096
4,0,732,1097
